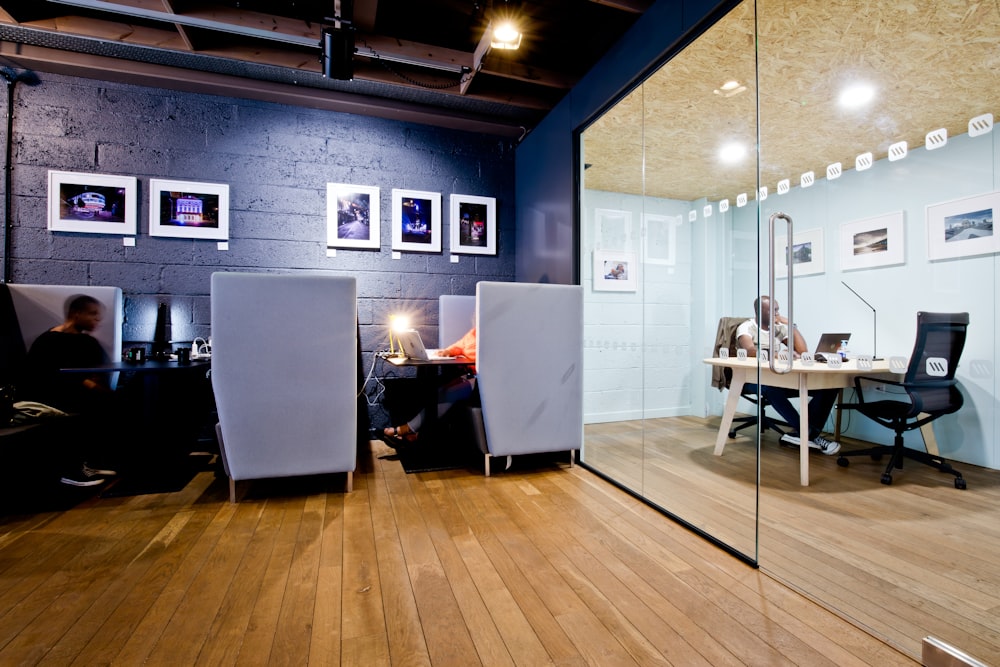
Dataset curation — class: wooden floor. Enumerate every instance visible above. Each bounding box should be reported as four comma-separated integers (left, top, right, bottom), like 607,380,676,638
585,416,1000,665
0,440,920,666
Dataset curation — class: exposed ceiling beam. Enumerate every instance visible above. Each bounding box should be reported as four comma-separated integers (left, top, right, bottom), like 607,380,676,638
588,0,649,12
159,0,193,51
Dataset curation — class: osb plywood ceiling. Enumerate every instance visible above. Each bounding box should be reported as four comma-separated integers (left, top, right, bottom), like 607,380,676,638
583,0,1000,202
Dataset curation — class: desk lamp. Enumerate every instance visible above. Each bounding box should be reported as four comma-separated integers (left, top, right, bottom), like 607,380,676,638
388,314,410,357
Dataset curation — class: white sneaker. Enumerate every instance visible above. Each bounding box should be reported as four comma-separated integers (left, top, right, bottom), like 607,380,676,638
779,433,841,455
83,463,118,477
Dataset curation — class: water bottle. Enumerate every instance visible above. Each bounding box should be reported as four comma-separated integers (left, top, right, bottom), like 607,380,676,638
838,339,849,361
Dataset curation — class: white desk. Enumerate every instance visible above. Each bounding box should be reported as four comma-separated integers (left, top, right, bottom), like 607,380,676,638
705,357,897,486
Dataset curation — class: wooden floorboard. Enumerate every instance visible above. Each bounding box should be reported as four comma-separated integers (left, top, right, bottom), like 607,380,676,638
0,439,925,666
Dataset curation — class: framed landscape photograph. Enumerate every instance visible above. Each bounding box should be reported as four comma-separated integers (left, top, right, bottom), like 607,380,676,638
449,194,496,255
926,191,999,261
327,183,380,249
775,227,824,278
593,250,637,292
839,211,905,271
149,179,229,240
47,170,137,235
392,188,441,253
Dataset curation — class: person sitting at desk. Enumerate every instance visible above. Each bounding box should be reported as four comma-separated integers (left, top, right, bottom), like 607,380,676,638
23,294,120,486
383,327,477,445
736,296,841,455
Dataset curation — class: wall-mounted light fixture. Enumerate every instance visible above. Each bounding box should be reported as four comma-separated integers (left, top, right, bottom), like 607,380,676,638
490,0,523,50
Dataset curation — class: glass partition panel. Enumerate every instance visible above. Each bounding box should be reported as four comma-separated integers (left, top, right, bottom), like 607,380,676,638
580,0,762,562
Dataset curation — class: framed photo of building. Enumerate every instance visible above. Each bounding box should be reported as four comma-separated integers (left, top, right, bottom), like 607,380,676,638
593,250,637,292
391,188,441,252
47,170,137,235
926,191,999,261
327,183,380,249
449,194,496,255
839,211,905,271
149,179,229,240
775,227,824,278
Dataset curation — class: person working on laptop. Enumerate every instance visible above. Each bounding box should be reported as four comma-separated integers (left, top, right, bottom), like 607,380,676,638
383,327,477,445
735,296,841,455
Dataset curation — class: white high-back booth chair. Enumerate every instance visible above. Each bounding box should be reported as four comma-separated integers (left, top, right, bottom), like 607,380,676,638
211,272,358,501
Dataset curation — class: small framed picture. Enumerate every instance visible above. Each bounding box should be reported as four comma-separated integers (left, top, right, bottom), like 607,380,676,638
775,227,824,278
926,191,999,261
449,194,496,255
593,250,637,292
47,170,137,235
149,179,229,240
327,183,380,249
840,211,905,271
392,188,441,253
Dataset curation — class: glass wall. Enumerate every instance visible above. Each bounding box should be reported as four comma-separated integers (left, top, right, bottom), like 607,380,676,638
580,0,999,660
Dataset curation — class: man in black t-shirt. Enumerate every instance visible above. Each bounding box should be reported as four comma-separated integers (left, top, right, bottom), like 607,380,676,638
25,295,119,487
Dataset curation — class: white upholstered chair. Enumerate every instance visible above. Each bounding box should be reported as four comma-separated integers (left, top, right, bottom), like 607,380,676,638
211,272,358,501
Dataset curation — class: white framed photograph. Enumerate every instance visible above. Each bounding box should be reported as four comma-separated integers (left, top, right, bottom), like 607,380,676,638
327,183,380,249
149,179,229,240
391,188,441,253
839,211,905,271
775,227,824,278
593,208,633,251
642,213,682,266
926,191,999,261
47,170,137,235
593,250,637,292
449,194,496,255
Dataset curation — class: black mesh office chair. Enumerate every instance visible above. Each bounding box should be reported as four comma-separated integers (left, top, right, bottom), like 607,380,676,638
837,312,969,489
712,317,787,439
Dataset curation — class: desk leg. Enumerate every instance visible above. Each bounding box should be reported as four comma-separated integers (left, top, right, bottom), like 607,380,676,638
799,375,810,486
714,371,745,456
918,416,940,456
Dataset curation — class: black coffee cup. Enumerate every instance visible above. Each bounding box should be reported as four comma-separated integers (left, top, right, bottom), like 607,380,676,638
176,348,191,364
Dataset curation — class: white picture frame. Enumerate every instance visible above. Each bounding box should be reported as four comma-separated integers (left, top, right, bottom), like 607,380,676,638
149,178,229,240
47,170,137,235
642,213,682,266
391,188,441,253
839,211,905,271
593,208,633,251
775,227,825,278
926,191,999,261
593,250,637,292
449,193,496,255
327,183,380,249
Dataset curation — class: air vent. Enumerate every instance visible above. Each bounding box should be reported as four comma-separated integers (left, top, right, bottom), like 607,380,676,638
826,162,842,180
703,204,712,218
688,210,697,221
757,186,768,200
855,152,873,171
968,113,993,137
925,128,948,150
888,141,908,161
777,179,790,195
719,199,730,212
800,171,814,188
736,193,748,207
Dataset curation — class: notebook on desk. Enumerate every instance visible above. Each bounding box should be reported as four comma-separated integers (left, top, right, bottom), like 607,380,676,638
813,332,851,362
395,329,450,361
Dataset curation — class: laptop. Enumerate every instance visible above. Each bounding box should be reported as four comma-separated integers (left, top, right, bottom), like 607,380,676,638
813,333,851,362
395,329,450,361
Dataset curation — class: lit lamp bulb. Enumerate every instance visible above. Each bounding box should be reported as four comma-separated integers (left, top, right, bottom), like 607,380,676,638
491,21,522,50
388,314,411,356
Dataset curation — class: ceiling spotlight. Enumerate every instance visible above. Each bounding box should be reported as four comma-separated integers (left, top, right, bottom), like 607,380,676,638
839,82,876,109
719,142,747,164
713,79,746,97
491,20,522,50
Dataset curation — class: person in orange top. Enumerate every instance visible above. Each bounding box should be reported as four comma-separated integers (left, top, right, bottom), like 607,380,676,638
383,327,476,445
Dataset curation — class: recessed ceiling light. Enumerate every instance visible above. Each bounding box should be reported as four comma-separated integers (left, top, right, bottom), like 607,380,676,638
839,83,876,109
719,142,746,164
713,79,747,97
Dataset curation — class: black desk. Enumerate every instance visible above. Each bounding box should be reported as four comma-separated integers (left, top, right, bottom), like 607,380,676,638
385,355,473,435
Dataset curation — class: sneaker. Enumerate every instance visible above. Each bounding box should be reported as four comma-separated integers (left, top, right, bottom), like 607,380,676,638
779,433,842,455
811,435,841,455
83,463,118,477
60,469,106,487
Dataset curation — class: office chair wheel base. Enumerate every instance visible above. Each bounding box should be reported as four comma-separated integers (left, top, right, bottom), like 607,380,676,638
727,430,737,438
880,473,893,485
870,453,883,462
954,477,967,490
836,456,849,468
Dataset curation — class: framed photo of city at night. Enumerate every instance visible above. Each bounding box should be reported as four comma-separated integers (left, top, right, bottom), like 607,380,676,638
391,188,441,253
47,170,137,235
149,179,229,240
449,194,496,255
327,183,380,249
